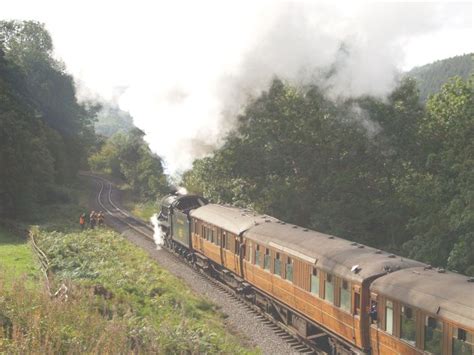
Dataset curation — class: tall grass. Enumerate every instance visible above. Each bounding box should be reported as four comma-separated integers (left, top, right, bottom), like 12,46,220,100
1,227,256,353
0,277,142,353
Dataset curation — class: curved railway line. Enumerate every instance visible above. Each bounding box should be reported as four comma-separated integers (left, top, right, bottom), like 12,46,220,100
83,173,324,355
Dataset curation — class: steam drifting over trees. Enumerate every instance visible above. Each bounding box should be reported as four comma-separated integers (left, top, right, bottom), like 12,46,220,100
183,75,474,275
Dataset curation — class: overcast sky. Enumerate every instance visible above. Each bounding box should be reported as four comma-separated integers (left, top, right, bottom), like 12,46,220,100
2,0,473,174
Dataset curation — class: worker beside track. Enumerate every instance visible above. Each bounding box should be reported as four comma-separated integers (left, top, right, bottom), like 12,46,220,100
90,211,96,229
79,213,86,231
98,211,105,227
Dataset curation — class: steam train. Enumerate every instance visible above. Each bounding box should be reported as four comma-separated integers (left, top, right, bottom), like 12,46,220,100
157,193,473,355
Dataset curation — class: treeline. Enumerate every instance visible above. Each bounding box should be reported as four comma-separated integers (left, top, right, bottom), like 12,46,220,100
89,103,170,201
407,53,473,101
183,76,474,275
89,128,169,200
94,103,134,137
0,21,98,217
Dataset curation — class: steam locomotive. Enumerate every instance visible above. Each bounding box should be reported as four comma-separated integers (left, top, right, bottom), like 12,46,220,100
157,193,473,355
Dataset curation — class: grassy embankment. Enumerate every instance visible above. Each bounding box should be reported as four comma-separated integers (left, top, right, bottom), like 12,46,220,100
0,180,256,353
0,225,39,287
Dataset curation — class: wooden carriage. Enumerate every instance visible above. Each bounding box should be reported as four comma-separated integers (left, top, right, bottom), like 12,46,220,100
189,204,424,353
370,267,474,355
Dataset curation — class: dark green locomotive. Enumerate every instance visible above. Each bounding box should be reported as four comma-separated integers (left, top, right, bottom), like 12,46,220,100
157,193,207,254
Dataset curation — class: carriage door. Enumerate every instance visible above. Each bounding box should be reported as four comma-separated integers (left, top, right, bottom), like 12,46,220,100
221,231,227,266
233,235,242,276
199,225,205,252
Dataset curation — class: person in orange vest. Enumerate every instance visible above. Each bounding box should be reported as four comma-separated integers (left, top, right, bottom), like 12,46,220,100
79,213,86,231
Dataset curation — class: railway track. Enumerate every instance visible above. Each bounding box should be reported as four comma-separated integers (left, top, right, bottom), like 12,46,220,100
83,173,325,355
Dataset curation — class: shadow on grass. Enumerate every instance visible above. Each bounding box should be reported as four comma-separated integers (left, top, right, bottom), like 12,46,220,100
0,227,27,246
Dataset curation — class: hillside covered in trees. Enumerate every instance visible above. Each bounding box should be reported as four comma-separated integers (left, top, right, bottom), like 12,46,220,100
407,53,473,101
183,76,474,276
0,21,98,217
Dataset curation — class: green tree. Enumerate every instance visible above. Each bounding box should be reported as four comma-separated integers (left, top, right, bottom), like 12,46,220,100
89,129,169,200
400,77,474,274
0,20,98,217
0,48,54,215
1,20,97,183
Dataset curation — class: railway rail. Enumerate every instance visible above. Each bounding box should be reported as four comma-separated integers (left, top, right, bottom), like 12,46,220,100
83,173,325,354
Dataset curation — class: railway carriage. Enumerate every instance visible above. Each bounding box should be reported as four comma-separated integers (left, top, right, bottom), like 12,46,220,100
190,204,278,280
242,221,424,354
369,267,474,355
188,203,423,354
158,198,473,355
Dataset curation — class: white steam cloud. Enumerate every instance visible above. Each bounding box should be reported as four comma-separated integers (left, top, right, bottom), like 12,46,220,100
176,187,188,195
150,214,164,250
8,1,469,174
118,2,471,174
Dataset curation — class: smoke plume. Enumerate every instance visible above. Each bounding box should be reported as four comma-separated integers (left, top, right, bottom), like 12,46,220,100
15,0,469,174
150,213,164,250
125,2,470,174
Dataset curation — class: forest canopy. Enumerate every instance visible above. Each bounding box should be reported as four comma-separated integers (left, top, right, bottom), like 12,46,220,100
0,21,98,216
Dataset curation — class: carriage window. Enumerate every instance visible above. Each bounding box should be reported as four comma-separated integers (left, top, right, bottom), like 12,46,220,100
385,300,394,334
242,243,247,260
222,232,227,249
400,304,416,346
285,257,293,282
340,280,351,312
453,328,474,355
424,316,443,355
255,245,260,266
311,268,319,296
274,253,281,275
235,238,240,256
264,249,270,270
354,291,361,315
324,274,334,303
210,229,215,244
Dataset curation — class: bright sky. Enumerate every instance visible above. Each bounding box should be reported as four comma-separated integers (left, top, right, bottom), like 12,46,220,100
2,0,473,174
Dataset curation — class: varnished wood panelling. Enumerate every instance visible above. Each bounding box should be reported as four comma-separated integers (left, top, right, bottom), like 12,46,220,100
223,248,241,276
370,327,421,355
272,273,296,305
200,239,221,264
248,261,274,294
294,259,311,291
243,260,364,348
